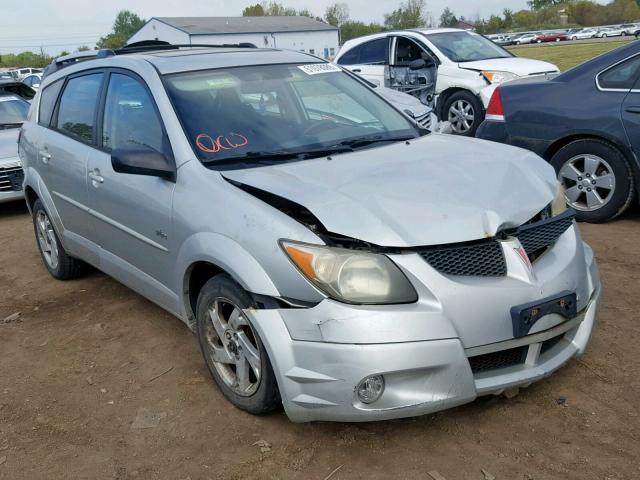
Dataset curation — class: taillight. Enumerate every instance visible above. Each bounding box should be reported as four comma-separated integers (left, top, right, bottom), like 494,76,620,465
486,88,505,121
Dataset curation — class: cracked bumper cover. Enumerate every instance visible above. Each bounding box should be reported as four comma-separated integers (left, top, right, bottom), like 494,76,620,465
248,241,601,423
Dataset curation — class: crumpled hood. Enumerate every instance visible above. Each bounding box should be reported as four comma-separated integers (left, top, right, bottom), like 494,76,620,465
375,86,431,116
0,128,19,160
461,57,559,76
223,135,558,247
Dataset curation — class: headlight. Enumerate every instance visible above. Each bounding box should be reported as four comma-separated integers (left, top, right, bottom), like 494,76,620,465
281,240,418,305
552,182,568,216
482,71,519,84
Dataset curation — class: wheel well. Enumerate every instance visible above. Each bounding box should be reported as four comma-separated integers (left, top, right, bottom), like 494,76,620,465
436,87,483,120
543,134,627,162
184,262,224,329
24,186,39,211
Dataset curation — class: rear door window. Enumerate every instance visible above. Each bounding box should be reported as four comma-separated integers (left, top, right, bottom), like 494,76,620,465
55,73,103,143
598,55,640,90
358,38,389,65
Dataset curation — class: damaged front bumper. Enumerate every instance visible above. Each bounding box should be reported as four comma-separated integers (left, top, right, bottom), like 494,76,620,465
248,235,601,422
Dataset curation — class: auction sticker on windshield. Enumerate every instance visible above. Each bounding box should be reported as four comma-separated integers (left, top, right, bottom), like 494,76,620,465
298,64,342,75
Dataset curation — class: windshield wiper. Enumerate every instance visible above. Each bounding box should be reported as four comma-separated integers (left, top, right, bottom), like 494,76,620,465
333,135,416,150
0,122,23,130
202,146,355,167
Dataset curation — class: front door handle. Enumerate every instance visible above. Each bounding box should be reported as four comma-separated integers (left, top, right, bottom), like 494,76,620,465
351,68,362,73
88,169,104,186
39,150,51,164
626,106,640,114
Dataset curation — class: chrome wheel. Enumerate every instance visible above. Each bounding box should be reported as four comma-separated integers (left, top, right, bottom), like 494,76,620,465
559,154,616,212
36,210,59,270
204,298,261,397
447,99,475,134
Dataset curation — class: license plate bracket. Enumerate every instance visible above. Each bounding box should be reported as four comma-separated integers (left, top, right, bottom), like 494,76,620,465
510,291,577,338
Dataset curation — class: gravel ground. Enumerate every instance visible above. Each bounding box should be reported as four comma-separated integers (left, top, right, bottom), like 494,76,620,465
0,201,638,480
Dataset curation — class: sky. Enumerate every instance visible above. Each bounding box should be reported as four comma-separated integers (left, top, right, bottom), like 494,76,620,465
2,0,535,55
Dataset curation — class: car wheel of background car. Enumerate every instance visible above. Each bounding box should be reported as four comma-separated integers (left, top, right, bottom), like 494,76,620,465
571,36,577,40
550,139,635,222
537,39,542,43
445,91,483,136
555,38,561,42
196,274,281,415
32,199,88,280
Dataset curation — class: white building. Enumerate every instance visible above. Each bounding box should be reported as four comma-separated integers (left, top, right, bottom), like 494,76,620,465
128,16,340,59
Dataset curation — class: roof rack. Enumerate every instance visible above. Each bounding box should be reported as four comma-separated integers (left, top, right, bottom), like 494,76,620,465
42,40,258,78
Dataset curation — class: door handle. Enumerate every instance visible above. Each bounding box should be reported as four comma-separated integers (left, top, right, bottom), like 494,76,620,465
625,106,640,114
351,69,362,73
88,169,104,186
39,150,51,164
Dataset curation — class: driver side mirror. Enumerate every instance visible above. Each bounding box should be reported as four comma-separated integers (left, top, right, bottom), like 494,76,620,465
111,149,176,182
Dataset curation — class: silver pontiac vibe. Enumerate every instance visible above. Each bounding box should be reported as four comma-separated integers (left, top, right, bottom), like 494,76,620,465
19,45,601,422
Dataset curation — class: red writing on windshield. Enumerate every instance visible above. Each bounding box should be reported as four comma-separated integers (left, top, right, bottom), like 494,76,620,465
195,133,249,154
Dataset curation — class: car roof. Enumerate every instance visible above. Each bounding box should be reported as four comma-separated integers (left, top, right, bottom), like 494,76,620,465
44,46,325,79
338,28,471,50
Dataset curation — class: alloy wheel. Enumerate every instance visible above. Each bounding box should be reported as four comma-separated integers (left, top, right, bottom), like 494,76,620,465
204,298,261,397
559,154,616,211
447,99,475,134
36,210,59,270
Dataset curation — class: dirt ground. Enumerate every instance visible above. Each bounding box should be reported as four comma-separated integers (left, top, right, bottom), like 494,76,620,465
0,201,638,480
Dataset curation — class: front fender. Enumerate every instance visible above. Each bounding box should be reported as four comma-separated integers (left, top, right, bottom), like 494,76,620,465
175,232,281,315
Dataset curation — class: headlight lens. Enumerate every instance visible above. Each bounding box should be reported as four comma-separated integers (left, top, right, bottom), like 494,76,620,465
552,182,568,216
482,71,519,84
281,240,418,304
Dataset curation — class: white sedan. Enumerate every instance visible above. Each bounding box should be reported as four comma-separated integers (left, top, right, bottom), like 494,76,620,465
569,28,598,40
596,27,625,38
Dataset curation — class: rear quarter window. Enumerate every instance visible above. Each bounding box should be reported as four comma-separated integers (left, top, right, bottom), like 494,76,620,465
38,79,64,127
598,55,640,90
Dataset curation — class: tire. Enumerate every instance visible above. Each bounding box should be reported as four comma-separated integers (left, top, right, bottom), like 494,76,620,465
603,34,608,38
32,199,88,280
550,139,635,223
571,36,577,41
196,274,281,415
537,39,542,43
443,90,484,137
555,38,561,42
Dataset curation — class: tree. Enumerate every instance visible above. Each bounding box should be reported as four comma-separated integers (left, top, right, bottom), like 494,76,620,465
340,21,386,42
325,2,350,27
502,8,514,28
243,3,265,16
97,10,146,49
527,0,571,11
384,0,427,29
439,7,458,27
77,45,91,52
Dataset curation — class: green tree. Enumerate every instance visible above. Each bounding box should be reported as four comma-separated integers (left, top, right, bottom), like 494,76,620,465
502,8,514,28
97,10,146,49
325,2,350,27
384,0,427,29
243,3,265,16
527,0,572,11
77,45,91,52
439,7,458,27
340,21,386,42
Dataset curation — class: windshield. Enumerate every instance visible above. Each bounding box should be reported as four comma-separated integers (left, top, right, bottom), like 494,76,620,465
426,31,512,62
0,96,29,128
164,63,419,165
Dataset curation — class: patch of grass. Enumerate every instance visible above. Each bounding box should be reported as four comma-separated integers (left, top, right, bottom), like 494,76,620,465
508,40,632,71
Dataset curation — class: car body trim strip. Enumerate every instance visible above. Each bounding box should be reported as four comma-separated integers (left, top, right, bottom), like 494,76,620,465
52,191,168,252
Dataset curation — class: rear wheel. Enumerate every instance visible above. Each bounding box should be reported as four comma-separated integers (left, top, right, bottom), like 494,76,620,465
32,199,88,280
444,91,484,137
550,139,635,223
196,274,280,415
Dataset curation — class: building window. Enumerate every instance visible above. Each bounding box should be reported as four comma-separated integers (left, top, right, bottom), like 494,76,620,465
309,49,315,55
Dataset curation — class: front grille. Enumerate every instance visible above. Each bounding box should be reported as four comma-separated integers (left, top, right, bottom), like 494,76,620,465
518,214,574,258
418,210,574,277
0,165,24,192
468,346,528,374
540,333,565,355
418,240,506,277
415,113,432,129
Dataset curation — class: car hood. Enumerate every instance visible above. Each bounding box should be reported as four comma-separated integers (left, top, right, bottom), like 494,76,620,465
461,57,559,76
0,128,19,159
222,135,558,247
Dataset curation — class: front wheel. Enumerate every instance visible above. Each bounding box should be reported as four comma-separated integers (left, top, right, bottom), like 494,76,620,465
196,274,281,415
550,139,635,222
444,91,484,137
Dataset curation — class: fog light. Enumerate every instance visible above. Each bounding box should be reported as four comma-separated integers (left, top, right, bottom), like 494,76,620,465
356,375,385,404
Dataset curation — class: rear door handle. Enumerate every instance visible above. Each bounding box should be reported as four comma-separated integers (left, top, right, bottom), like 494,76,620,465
39,150,51,164
625,106,640,114
88,169,104,186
